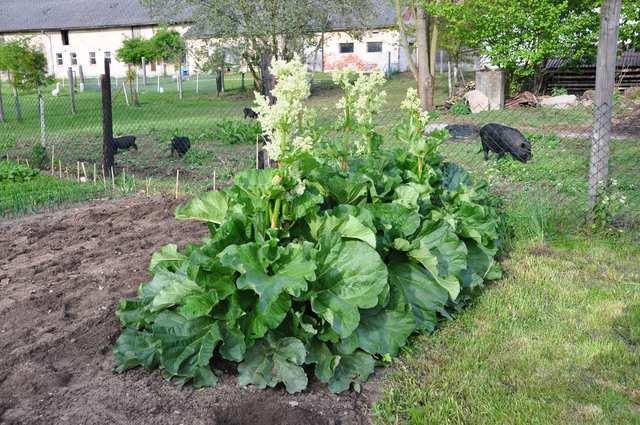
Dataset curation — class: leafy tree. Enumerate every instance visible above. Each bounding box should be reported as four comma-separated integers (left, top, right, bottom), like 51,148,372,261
116,37,153,106
149,27,186,73
116,37,155,66
394,1,441,110
141,0,376,97
0,38,49,121
428,0,639,94
149,27,187,98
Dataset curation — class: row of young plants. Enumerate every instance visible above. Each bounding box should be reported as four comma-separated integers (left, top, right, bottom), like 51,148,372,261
113,58,503,393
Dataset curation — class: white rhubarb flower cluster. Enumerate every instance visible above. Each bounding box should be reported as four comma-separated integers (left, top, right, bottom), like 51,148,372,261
254,56,312,161
401,87,430,129
353,71,387,127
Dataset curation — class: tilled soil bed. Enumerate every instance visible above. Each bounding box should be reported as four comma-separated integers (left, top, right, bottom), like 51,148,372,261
0,197,372,425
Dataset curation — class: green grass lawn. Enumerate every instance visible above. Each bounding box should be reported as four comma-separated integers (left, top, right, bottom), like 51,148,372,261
374,236,640,425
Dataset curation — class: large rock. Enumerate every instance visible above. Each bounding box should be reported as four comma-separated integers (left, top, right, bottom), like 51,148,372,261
465,90,490,113
540,94,578,109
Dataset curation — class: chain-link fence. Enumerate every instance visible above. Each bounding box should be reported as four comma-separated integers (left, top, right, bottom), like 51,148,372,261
1,65,638,229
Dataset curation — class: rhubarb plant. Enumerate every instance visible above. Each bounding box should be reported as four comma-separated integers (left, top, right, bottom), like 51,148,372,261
114,57,503,394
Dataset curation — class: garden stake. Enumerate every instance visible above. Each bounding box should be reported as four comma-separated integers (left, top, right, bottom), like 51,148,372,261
59,160,62,178
81,162,88,182
256,139,259,169
93,163,97,184
111,166,115,190
102,165,106,189
76,161,80,182
213,170,216,191
25,159,29,168
50,145,55,174
175,169,180,199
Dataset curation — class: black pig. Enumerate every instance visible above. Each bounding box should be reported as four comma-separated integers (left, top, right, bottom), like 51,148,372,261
243,107,259,119
171,136,191,157
479,123,532,163
112,135,137,153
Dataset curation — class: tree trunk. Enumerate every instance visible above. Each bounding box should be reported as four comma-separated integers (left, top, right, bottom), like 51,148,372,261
0,77,5,123
416,8,434,110
11,84,22,122
429,20,439,78
260,52,275,104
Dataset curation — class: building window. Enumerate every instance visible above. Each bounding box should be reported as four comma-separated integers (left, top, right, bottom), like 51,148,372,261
56,53,63,66
89,52,96,65
339,43,354,54
367,42,383,53
61,30,69,46
70,52,77,65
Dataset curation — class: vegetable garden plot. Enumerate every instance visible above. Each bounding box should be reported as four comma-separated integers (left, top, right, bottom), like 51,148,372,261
113,60,504,393
0,197,369,425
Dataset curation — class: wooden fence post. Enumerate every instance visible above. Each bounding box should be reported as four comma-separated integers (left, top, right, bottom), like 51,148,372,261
101,58,115,179
68,67,77,114
588,0,622,211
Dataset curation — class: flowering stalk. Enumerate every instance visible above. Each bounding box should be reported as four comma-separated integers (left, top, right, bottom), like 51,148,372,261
254,56,314,165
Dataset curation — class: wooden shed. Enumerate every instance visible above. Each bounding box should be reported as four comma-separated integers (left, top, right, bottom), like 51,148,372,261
544,51,640,95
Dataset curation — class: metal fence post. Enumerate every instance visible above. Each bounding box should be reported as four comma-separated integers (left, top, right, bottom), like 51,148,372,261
101,58,114,178
588,0,622,211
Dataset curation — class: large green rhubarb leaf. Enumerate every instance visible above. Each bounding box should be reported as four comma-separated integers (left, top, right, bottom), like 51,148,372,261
311,240,388,338
220,242,316,339
388,260,449,332
409,224,467,300
151,311,222,388
238,336,307,394
345,308,416,356
175,191,228,224
149,244,187,272
113,328,160,372
327,350,374,393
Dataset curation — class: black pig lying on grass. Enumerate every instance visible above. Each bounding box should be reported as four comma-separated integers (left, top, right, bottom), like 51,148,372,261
243,107,259,119
479,123,532,163
112,135,137,153
171,136,191,157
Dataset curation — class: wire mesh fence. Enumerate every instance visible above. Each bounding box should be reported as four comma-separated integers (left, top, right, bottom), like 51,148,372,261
1,69,638,230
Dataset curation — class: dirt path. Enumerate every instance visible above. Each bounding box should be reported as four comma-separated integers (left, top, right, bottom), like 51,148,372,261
0,197,372,425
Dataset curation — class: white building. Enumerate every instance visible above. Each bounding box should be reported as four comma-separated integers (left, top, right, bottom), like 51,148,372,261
0,0,411,80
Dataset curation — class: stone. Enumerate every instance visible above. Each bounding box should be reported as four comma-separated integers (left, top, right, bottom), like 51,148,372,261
540,94,578,109
475,70,506,110
464,90,490,113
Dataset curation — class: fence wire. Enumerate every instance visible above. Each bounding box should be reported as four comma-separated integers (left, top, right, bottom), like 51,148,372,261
1,70,638,230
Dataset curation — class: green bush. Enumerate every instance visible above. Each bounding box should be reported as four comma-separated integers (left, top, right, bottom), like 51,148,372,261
0,160,39,182
450,101,471,116
213,119,262,145
113,62,503,394
30,144,48,170
551,87,569,96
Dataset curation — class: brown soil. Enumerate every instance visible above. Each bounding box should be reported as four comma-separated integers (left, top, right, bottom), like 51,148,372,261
0,197,372,425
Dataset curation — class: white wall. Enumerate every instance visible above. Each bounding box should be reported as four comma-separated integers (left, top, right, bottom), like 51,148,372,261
313,29,408,74
2,25,189,80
